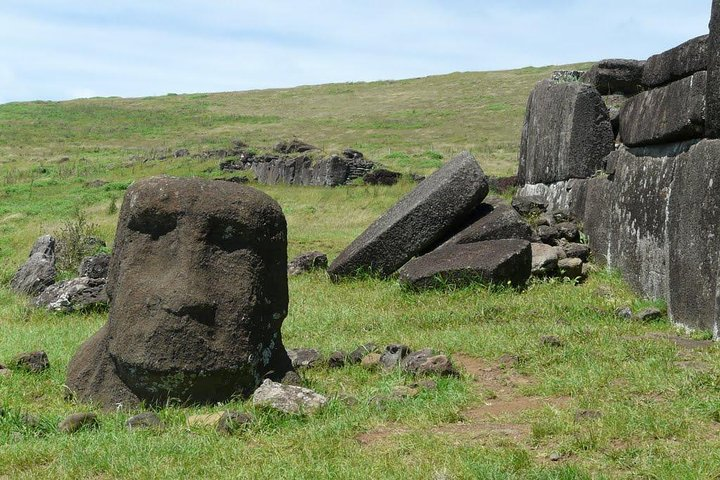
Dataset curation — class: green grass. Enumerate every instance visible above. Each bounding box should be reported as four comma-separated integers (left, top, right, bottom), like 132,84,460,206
3,64,720,479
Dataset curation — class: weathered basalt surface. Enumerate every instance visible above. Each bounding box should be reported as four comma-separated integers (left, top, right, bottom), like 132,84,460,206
35,277,108,312
515,179,588,220
582,59,645,95
619,71,706,147
441,197,532,247
328,152,488,279
397,239,531,289
642,35,708,88
708,0,720,138
518,79,614,184
67,176,292,408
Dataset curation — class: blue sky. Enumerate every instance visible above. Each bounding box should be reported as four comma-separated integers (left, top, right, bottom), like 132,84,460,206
0,1,712,103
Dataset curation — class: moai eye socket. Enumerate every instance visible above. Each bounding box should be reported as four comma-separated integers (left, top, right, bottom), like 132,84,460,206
206,217,249,252
127,210,178,240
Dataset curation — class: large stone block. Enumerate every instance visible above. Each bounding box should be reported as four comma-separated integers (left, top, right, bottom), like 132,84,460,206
582,59,645,95
397,239,531,289
518,80,614,184
440,197,532,247
67,177,292,408
607,152,675,300
707,1,720,138
328,152,488,279
642,35,708,88
619,71,706,147
667,140,720,332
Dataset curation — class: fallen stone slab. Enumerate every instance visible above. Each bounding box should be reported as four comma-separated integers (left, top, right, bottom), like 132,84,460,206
620,71,706,147
34,277,107,313
442,197,532,247
581,59,645,95
328,152,488,279
642,35,708,88
397,239,531,289
518,79,614,184
252,379,328,414
10,235,57,295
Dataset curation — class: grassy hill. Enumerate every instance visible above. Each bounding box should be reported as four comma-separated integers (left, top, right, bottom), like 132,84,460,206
2,64,719,479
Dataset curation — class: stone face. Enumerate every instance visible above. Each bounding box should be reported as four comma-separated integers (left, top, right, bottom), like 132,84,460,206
252,379,328,414
66,176,292,408
620,71,706,147
10,235,57,295
581,59,645,95
642,35,708,88
518,80,614,184
79,253,111,279
397,239,532,290
287,251,328,276
328,152,489,279
34,277,107,312
709,1,720,138
442,197,532,247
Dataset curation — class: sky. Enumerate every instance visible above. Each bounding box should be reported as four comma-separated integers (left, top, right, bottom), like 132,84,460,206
0,0,713,103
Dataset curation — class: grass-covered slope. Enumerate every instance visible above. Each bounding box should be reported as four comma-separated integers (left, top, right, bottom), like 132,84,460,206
2,64,720,479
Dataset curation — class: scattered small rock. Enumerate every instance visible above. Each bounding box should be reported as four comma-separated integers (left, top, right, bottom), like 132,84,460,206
379,344,411,369
562,243,591,261
287,348,323,369
348,343,378,364
361,353,382,369
174,148,190,158
615,306,633,319
288,251,328,276
390,385,419,399
252,379,328,414
574,409,602,422
537,225,560,244
85,179,108,188
556,222,580,242
274,139,317,154
402,349,457,376
634,307,663,322
410,173,426,183
409,379,438,390
327,351,346,368
549,452,562,462
557,258,583,278
11,351,49,373
280,370,303,387
58,413,98,433
187,413,223,428
126,412,162,430
217,411,253,435
541,336,564,348
21,413,40,428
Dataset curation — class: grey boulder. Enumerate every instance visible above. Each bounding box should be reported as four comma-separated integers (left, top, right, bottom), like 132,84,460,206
10,235,57,295
288,251,328,276
398,239,531,289
252,379,328,414
328,152,489,279
34,277,108,312
531,242,559,275
79,253,111,279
